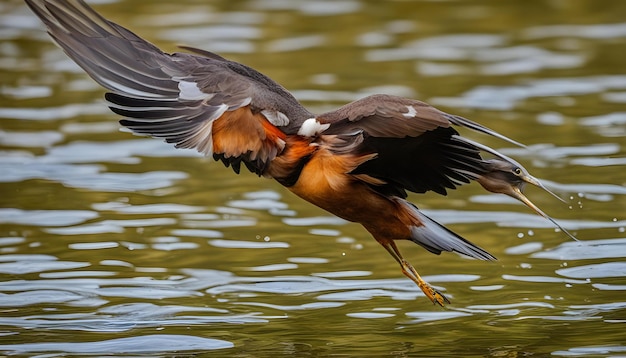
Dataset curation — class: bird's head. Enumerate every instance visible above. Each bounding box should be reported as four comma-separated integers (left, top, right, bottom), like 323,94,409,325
475,159,578,241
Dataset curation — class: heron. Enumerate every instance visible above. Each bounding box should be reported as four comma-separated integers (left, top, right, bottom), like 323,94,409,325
25,0,576,305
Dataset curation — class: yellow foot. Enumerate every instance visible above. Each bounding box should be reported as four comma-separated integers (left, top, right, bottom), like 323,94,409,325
418,280,450,307
399,259,450,306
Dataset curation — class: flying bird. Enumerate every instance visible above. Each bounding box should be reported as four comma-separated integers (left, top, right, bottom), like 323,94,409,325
25,0,576,305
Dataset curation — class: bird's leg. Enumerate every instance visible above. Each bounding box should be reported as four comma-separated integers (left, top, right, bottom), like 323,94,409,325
379,239,450,306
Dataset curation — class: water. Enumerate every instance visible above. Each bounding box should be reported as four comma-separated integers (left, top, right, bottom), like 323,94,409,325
1,0,625,356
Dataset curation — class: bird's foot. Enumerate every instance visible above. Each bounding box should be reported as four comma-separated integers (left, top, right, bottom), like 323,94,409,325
400,259,450,306
418,280,450,307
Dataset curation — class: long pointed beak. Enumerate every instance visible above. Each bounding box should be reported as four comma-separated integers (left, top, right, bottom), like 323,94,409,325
521,174,568,204
509,183,579,242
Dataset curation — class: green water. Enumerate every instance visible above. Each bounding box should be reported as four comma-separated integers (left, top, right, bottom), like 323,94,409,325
1,0,625,356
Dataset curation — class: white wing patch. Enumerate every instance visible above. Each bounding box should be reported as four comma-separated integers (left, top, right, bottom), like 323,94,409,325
230,97,252,110
298,118,330,137
177,80,209,101
261,109,290,126
101,77,162,98
403,105,417,118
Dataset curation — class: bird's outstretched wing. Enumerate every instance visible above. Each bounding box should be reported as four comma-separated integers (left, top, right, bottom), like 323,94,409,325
25,0,313,175
318,94,522,197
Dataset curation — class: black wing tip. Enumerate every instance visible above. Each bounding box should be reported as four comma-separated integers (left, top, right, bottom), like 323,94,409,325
104,92,117,102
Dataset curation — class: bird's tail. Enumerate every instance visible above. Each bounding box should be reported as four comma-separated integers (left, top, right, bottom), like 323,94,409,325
394,198,497,261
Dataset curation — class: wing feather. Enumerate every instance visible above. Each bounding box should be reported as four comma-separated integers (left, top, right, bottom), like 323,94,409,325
26,0,313,175
318,94,523,196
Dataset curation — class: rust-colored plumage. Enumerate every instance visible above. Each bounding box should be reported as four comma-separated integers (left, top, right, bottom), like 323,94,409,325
26,0,576,305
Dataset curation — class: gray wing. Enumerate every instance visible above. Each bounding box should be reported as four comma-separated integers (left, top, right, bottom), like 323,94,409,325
26,0,313,174
318,94,523,196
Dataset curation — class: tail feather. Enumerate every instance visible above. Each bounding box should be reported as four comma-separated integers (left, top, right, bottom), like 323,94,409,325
396,199,496,261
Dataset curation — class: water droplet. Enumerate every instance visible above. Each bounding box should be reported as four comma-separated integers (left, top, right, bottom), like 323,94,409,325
577,192,584,198
517,232,524,238
337,237,355,244
619,227,625,233
263,236,270,242
527,230,534,236
565,283,572,288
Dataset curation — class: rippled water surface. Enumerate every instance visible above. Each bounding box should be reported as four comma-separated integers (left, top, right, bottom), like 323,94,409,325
1,0,625,356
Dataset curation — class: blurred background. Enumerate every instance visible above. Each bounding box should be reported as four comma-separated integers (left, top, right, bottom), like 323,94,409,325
0,0,625,356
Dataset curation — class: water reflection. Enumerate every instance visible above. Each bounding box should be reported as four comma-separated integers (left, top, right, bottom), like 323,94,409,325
0,334,234,354
432,75,626,110
1,0,625,356
533,237,626,260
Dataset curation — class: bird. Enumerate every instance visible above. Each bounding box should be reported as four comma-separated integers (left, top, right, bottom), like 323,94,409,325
25,0,577,306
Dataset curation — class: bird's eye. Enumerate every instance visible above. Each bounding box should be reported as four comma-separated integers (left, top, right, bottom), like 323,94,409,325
512,167,522,175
